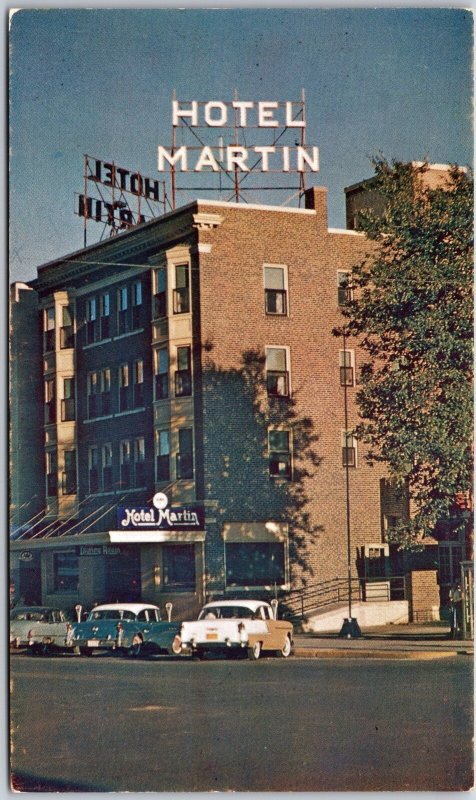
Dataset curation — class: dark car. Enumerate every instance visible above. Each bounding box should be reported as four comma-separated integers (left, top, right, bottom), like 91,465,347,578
71,603,181,657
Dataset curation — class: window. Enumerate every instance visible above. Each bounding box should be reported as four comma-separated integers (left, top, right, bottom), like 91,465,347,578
53,552,79,593
226,542,286,587
339,349,355,387
173,265,190,314
117,286,129,334
383,514,401,542
62,449,77,495
133,360,144,407
46,450,57,496
155,429,170,482
154,268,167,318
89,446,99,493
87,372,100,418
177,428,194,479
269,430,292,479
86,298,97,344
131,281,143,329
101,368,111,415
337,271,353,306
45,378,56,424
342,431,357,467
365,545,388,579
266,347,289,397
120,440,132,489
99,293,110,339
134,437,146,487
155,348,169,400
102,444,113,492
61,378,75,422
175,346,192,396
119,364,130,412
264,265,287,315
163,544,196,591
44,307,55,351
60,306,74,349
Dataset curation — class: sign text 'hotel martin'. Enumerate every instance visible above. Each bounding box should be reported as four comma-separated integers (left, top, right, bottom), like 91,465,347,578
157,98,319,174
117,493,204,532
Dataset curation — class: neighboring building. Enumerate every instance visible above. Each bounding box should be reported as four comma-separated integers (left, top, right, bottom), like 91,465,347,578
11,182,442,616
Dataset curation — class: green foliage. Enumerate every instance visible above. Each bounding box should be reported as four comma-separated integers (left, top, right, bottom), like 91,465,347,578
341,158,473,547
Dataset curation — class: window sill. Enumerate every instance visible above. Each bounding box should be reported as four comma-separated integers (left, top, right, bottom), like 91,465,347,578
84,414,114,424
225,584,290,592
114,329,144,341
115,407,146,417
83,337,113,350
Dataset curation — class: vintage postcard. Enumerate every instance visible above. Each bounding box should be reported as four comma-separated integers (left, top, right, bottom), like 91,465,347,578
9,8,473,792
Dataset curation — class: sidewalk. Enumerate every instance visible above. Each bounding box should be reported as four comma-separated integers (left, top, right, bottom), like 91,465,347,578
293,623,474,660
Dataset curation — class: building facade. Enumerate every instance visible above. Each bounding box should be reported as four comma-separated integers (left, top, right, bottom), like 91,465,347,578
11,183,437,617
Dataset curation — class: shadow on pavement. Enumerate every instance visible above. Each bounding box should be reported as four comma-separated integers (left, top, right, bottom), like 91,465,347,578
11,771,108,792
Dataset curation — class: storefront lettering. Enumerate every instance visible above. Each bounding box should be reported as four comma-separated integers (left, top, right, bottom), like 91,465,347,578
118,494,203,531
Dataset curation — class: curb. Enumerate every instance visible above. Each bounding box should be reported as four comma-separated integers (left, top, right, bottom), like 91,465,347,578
293,647,466,660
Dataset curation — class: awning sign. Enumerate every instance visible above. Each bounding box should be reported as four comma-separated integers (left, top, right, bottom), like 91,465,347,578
117,493,204,531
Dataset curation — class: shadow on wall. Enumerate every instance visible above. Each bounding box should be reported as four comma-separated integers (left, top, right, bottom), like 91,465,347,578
201,346,324,588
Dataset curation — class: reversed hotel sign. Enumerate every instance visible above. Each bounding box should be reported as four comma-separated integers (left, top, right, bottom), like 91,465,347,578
117,493,204,531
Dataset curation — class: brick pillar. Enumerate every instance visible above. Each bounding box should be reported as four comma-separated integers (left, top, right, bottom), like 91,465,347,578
406,569,440,622
304,186,328,230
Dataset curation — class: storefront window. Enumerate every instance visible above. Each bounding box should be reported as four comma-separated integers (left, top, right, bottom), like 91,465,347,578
226,542,285,587
53,552,79,593
163,544,195,591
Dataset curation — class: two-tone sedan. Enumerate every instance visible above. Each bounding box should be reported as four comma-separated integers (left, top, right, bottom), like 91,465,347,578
176,599,293,660
10,606,74,650
71,603,181,657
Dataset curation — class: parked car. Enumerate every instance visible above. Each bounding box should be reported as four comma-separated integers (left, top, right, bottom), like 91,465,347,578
71,603,181,657
175,599,294,660
10,606,75,650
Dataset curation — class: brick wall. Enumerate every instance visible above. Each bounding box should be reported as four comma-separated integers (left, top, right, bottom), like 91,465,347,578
406,569,440,622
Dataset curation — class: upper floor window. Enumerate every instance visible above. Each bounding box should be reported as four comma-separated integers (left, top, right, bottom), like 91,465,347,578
117,286,129,334
154,347,169,400
173,265,190,314
44,307,55,352
264,265,287,315
133,359,144,407
99,293,110,339
85,298,98,344
60,306,74,349
44,378,56,424
177,428,194,479
266,347,290,397
339,349,355,387
155,429,170,482
62,449,77,495
132,281,143,329
134,437,146,487
337,271,353,306
175,346,192,397
102,443,113,492
154,268,167,318
61,377,75,422
89,446,99,494
119,364,130,412
120,440,132,489
268,429,292,480
342,431,357,467
46,449,57,496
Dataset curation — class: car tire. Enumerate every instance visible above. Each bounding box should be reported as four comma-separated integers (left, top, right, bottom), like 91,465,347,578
79,646,93,656
276,635,292,658
247,641,261,661
127,635,143,658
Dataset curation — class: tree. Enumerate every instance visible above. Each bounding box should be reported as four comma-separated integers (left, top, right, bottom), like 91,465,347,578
339,158,473,548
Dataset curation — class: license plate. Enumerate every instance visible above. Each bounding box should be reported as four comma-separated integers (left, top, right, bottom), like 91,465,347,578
206,633,218,640
87,640,99,647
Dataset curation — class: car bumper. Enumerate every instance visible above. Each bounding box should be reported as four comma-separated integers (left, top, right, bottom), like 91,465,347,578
74,638,121,650
181,639,248,653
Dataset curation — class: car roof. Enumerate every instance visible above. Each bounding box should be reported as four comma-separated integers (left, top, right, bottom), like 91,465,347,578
202,600,270,611
91,603,161,613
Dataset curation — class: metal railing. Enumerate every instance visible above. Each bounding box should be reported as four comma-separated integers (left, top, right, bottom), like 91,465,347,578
280,575,406,620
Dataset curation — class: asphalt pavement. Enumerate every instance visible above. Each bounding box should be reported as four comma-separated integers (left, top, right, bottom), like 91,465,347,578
293,622,474,659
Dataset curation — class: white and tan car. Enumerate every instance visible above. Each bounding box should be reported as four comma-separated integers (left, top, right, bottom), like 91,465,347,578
175,599,293,660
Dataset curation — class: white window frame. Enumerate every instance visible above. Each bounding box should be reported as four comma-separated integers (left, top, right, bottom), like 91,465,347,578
339,348,355,387
265,345,291,397
342,430,357,468
263,263,289,316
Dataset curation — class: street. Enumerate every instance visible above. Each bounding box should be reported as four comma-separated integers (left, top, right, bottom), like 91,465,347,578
10,652,473,792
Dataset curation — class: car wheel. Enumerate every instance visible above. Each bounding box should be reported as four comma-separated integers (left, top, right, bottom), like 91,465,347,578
28,644,40,656
127,635,143,658
79,647,93,656
247,641,261,661
276,635,292,658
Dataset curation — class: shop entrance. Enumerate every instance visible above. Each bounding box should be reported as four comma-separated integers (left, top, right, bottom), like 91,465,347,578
18,554,41,604
104,548,141,603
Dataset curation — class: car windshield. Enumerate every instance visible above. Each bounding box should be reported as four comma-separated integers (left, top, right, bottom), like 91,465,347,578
87,610,136,621
10,609,49,622
198,606,256,620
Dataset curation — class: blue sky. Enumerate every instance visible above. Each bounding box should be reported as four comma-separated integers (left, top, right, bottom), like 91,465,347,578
9,8,473,283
